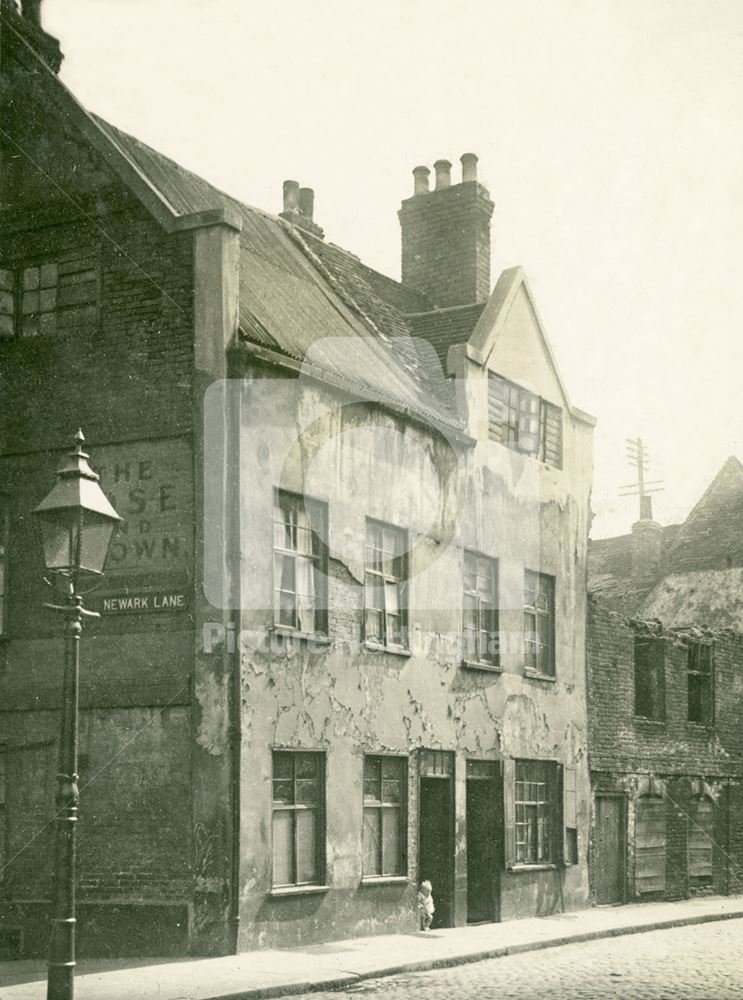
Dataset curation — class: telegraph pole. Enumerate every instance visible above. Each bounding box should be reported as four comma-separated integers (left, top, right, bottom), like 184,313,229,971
620,437,664,520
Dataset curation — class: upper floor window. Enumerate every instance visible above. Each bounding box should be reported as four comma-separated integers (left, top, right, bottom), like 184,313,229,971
273,490,328,636
634,636,665,721
523,570,555,677
364,519,408,650
687,641,713,724
0,257,99,339
462,550,499,666
488,373,563,468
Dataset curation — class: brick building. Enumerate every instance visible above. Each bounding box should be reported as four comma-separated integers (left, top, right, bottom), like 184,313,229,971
0,3,595,958
587,599,743,905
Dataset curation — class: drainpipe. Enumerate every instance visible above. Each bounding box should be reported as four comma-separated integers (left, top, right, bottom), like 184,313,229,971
227,370,242,955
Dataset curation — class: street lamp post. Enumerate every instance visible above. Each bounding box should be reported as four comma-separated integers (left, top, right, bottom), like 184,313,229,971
33,430,121,1000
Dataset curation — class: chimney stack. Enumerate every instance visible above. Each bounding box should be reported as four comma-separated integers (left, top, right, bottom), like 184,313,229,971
22,0,42,26
4,0,63,72
399,153,494,307
280,179,324,239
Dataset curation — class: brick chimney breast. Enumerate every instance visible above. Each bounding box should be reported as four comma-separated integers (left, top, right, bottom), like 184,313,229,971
399,154,494,307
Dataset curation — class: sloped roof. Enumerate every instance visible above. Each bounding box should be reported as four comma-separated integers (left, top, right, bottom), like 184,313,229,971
407,303,487,371
642,568,743,630
90,118,466,435
663,456,743,574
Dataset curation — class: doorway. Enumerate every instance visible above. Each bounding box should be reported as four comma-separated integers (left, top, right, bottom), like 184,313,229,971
595,795,625,905
418,751,454,929
466,760,499,923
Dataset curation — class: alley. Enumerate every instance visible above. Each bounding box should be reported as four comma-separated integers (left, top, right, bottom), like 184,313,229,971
284,919,743,1000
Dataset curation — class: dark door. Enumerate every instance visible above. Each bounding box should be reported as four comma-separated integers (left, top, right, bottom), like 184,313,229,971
466,763,499,923
595,796,625,905
419,777,454,928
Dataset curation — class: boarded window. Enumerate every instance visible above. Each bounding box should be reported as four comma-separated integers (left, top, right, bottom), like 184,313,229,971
364,519,408,649
524,570,555,676
687,642,713,724
635,797,666,893
688,796,714,882
488,373,563,468
0,269,14,338
19,258,98,338
273,491,328,635
362,755,407,877
634,636,665,721
462,550,499,666
509,759,561,865
272,751,325,887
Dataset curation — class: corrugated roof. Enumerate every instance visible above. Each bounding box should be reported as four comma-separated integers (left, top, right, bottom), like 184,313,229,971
93,117,465,434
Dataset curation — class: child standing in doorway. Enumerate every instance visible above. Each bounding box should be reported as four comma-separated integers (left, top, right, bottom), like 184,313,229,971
418,879,434,931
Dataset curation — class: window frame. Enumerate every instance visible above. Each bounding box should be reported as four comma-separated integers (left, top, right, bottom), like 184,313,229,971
361,754,408,880
271,750,326,889
462,549,500,668
523,570,555,678
363,518,409,652
0,252,101,340
633,635,666,722
487,373,563,468
511,759,561,867
272,489,329,638
687,640,714,725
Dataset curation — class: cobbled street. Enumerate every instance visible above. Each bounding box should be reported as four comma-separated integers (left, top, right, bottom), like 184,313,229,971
284,919,743,1000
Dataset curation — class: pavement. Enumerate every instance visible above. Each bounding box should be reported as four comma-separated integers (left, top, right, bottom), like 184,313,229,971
2,894,743,1000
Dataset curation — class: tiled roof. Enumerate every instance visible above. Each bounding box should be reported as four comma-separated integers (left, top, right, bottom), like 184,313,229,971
663,456,743,574
406,303,486,370
93,117,466,435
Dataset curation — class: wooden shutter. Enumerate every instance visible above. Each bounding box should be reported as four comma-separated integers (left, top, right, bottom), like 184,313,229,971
539,400,563,468
563,766,576,864
503,758,516,869
635,798,666,893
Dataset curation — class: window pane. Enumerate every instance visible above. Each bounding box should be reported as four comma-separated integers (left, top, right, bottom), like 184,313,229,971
363,807,381,876
22,267,39,291
272,810,293,885
364,757,382,802
296,808,318,883
382,808,402,875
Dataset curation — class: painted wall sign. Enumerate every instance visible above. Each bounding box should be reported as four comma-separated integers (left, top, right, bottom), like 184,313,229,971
91,438,194,582
97,591,189,614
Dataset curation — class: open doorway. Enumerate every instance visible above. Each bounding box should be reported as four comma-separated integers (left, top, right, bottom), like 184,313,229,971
418,751,454,928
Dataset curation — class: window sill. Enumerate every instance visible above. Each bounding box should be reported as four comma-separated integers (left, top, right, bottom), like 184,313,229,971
270,884,330,898
507,863,558,872
686,720,713,730
462,659,502,674
633,717,666,726
364,641,411,658
360,876,410,886
270,628,331,645
524,670,556,683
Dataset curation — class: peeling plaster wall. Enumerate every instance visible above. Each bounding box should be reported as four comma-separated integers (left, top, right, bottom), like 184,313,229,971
233,362,593,947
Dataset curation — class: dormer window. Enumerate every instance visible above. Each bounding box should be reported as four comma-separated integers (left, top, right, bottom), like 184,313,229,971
488,373,563,468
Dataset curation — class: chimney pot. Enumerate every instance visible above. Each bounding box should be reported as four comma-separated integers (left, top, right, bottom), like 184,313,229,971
433,159,452,190
282,180,300,214
412,165,430,195
22,0,42,27
460,152,478,183
299,187,314,221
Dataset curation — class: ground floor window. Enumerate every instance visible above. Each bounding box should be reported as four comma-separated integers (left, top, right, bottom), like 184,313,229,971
688,796,714,884
513,759,560,864
272,751,325,887
635,796,666,893
362,755,407,877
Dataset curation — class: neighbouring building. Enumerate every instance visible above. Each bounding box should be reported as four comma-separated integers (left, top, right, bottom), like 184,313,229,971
587,599,743,905
588,456,743,628
0,1,595,959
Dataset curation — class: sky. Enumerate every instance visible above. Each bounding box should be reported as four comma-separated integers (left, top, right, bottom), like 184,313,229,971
42,0,743,538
